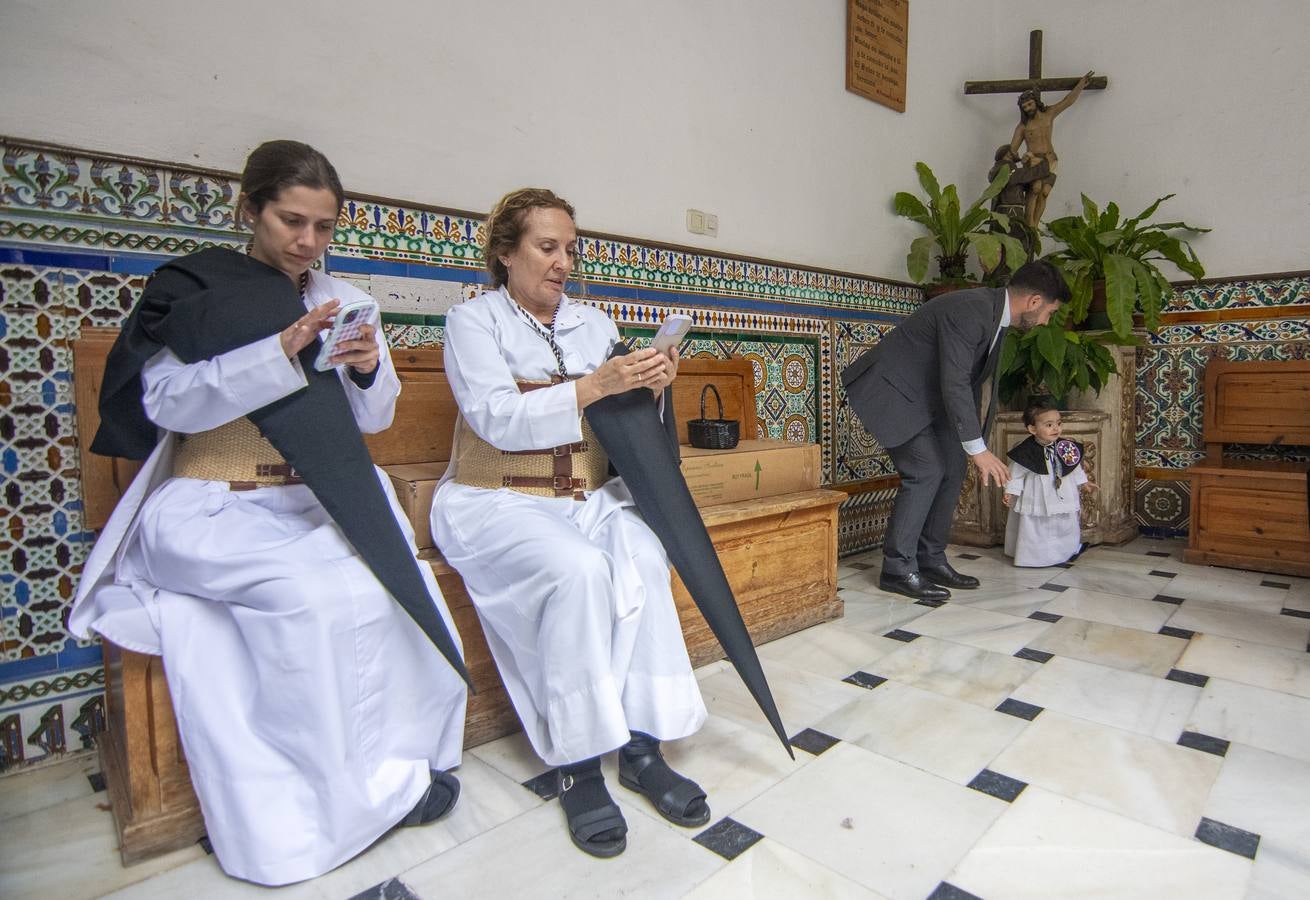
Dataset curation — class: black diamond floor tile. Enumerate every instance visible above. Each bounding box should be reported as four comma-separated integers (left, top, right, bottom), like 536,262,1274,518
1281,607,1310,620
967,768,1028,802
1177,731,1230,757
1262,580,1291,589
1195,817,1260,859
1040,583,1069,592
996,698,1043,720
1028,610,1062,623
848,561,874,571
790,728,840,756
842,671,888,690
957,553,981,560
87,772,106,793
694,817,764,860
884,629,921,642
348,878,423,900
198,835,214,855
1167,668,1209,687
1160,625,1196,640
522,769,561,800
1152,594,1185,605
927,882,984,900
1014,647,1054,664
1146,551,1173,557
1149,570,1178,578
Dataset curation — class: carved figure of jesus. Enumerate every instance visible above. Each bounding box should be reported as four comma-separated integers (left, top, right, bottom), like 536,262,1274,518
1009,70,1094,227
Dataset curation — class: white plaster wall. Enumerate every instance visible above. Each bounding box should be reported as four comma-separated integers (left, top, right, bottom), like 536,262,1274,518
0,0,1306,280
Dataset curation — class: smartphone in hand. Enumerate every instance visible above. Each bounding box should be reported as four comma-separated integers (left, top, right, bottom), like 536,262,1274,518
652,314,692,356
313,299,378,371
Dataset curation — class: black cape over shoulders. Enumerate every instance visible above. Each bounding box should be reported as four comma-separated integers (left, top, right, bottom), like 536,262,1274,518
92,248,470,685
1006,434,1084,477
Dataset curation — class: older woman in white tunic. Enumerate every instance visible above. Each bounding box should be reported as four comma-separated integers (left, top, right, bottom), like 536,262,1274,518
70,141,466,886
431,188,710,859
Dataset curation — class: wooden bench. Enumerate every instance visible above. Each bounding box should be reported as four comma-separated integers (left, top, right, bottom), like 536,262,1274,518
72,327,843,864
1183,358,1310,576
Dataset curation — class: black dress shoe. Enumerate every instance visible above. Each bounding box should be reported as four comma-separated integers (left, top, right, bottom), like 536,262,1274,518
919,563,980,590
878,572,951,601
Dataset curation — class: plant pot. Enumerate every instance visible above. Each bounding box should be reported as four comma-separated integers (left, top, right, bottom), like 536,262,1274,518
924,279,981,300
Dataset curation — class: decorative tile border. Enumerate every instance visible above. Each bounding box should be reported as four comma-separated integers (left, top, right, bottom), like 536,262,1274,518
1168,275,1310,314
0,664,104,771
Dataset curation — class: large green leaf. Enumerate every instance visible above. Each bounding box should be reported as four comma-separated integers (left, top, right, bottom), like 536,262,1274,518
968,233,1002,273
1081,194,1100,224
1102,253,1138,337
916,162,942,204
906,235,937,283
1035,324,1067,369
893,192,931,224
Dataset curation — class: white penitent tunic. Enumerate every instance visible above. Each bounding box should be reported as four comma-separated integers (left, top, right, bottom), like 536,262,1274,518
431,286,706,767
1003,454,1089,568
69,270,467,887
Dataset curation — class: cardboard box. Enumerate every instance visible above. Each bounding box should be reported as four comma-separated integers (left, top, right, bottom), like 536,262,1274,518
384,461,448,551
679,439,820,507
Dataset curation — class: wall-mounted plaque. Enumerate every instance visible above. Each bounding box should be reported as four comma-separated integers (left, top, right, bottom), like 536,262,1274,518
846,0,908,113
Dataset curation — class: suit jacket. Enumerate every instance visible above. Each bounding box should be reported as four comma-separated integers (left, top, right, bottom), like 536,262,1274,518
842,287,1006,450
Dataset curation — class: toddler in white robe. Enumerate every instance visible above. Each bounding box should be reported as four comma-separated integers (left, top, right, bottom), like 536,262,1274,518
1003,403,1094,567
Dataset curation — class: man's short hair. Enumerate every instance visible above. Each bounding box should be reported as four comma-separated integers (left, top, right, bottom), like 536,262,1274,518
1007,260,1070,304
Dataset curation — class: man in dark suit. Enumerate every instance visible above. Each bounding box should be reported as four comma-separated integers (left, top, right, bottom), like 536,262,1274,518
841,261,1069,600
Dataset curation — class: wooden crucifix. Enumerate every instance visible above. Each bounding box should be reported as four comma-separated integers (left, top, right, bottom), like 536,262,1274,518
966,30,1108,228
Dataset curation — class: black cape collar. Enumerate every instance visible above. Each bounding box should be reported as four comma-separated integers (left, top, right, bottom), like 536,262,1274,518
92,248,469,684
1007,434,1083,477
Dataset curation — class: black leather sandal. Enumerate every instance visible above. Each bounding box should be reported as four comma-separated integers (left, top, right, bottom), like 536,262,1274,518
559,768,628,858
618,744,710,828
399,769,460,827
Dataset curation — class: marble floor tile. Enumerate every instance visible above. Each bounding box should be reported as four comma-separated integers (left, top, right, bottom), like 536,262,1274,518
682,838,888,899
599,713,808,829
1048,562,1173,600
0,792,206,900
698,657,868,741
1187,678,1310,764
1178,633,1310,698
1203,743,1310,900
401,797,722,899
946,786,1252,899
0,752,98,822
814,680,1028,784
1009,655,1203,742
949,554,1060,589
468,729,552,785
1167,599,1310,652
958,584,1061,618
833,589,932,635
989,710,1222,836
1028,616,1189,676
1038,586,1176,632
756,620,902,679
894,604,1053,654
871,635,1043,709
732,742,1005,899
1164,575,1289,614
102,753,541,900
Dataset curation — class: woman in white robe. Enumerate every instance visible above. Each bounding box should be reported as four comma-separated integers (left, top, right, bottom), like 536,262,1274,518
69,140,466,886
430,188,709,859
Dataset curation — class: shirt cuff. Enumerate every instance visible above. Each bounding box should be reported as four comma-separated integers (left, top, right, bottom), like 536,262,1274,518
962,438,987,456
347,366,379,390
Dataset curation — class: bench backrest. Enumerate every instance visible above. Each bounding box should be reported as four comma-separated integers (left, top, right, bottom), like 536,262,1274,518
1202,359,1310,461
72,327,757,530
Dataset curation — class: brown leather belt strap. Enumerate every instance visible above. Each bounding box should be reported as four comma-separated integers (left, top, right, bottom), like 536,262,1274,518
501,475,587,500
228,475,304,491
504,441,589,457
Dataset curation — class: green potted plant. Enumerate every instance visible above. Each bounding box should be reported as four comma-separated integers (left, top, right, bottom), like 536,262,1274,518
996,307,1127,408
894,161,1028,290
1044,194,1208,338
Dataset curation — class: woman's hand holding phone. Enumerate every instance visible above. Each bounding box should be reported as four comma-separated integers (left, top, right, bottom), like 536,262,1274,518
282,300,339,359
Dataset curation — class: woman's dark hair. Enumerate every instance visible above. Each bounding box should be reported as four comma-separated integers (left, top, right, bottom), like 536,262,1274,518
1007,259,1071,304
1023,401,1059,427
483,188,576,288
239,140,344,218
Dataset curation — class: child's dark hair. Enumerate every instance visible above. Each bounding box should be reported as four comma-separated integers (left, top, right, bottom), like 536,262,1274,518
1023,401,1058,427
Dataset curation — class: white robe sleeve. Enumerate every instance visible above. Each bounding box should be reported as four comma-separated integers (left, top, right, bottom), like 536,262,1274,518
141,336,307,433
1005,460,1028,496
442,302,586,451
336,323,400,434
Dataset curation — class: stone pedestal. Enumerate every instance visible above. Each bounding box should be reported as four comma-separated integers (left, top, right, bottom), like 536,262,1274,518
953,344,1139,547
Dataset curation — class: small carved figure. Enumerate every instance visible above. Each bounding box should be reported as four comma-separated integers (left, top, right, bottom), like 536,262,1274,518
1009,70,1094,227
